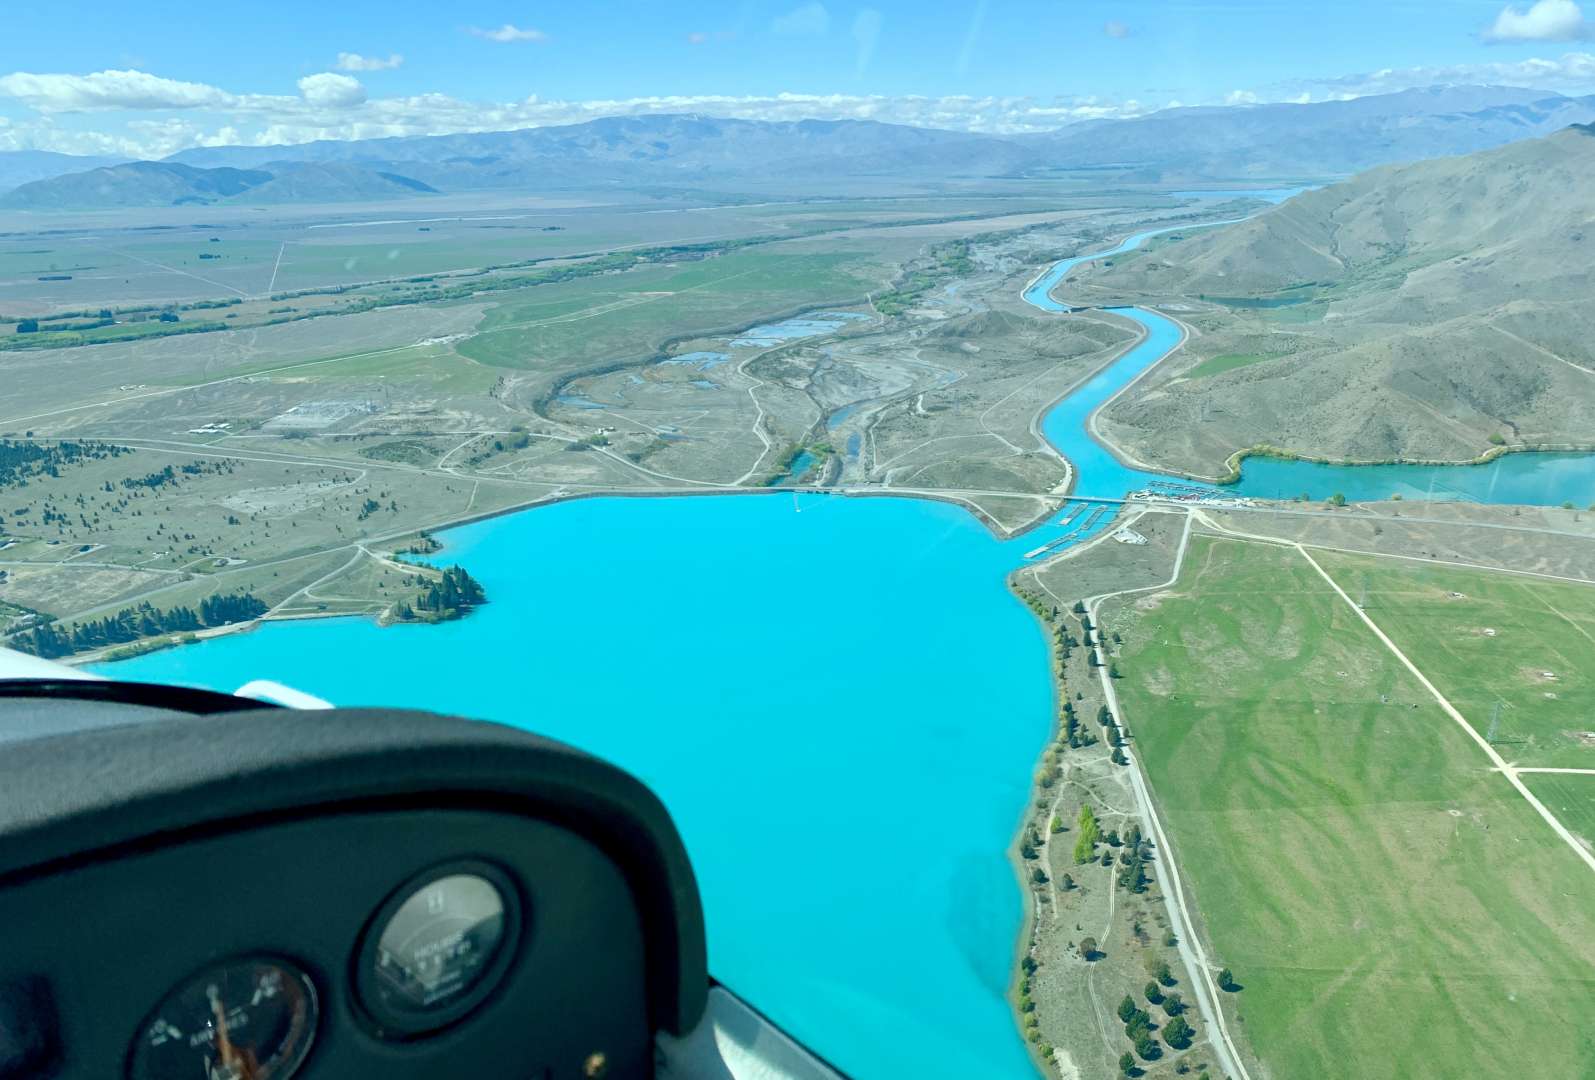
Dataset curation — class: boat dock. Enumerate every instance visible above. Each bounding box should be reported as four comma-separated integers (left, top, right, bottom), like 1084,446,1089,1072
1054,503,1087,528
1023,505,1110,559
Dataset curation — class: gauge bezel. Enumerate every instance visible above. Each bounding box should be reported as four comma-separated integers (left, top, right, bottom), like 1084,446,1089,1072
126,954,319,1080
351,857,524,1040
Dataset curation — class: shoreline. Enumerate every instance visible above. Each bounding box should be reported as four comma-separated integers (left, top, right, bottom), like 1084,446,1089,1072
1211,439,1595,485
1003,573,1065,1079
71,483,1037,669
1051,282,1595,491
1079,307,1229,486
1026,311,1149,500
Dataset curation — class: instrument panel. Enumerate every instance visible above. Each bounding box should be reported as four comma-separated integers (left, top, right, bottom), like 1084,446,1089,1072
0,696,708,1080
2,810,647,1079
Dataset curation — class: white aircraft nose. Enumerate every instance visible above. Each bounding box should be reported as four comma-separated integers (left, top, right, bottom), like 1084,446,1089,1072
233,679,333,709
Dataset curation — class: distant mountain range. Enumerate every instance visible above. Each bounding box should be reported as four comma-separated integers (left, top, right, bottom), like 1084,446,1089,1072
4,85,1595,209
1022,85,1595,179
163,114,1039,187
0,160,437,210
0,150,129,194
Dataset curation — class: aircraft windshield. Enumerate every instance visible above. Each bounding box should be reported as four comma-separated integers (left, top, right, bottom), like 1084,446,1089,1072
3,4,1595,1078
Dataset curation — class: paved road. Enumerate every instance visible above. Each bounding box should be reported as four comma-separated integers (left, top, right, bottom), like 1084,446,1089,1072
1082,511,1254,1080
1508,767,1595,776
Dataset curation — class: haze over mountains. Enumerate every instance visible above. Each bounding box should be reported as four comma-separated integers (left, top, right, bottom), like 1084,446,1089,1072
164,114,1039,188
1083,124,1595,473
1023,85,1595,179
0,150,129,194
4,84,1595,209
0,160,437,210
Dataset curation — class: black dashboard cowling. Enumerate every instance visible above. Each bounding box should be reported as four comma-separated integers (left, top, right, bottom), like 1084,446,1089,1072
0,685,709,1079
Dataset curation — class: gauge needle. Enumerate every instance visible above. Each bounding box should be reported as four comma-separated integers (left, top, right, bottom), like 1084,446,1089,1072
210,992,239,1065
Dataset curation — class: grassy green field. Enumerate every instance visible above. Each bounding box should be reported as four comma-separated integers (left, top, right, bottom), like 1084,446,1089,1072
1524,773,1595,852
299,344,499,394
1314,551,1595,768
1,316,229,351
457,248,881,375
1258,304,1325,325
1107,537,1595,1080
1184,352,1274,379
269,232,603,289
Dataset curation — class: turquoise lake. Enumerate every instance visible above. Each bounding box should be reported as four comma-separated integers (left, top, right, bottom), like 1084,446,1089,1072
102,494,1052,1079
102,208,1595,1077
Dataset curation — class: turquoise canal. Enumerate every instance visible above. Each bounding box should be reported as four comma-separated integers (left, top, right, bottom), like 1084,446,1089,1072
1024,221,1595,507
102,210,1595,1079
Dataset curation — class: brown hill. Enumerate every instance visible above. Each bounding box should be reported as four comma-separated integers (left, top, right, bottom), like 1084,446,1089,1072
1071,127,1595,475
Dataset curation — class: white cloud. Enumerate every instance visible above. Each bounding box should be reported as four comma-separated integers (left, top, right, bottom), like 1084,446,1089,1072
0,69,230,112
773,3,830,36
123,118,246,157
1277,51,1595,97
468,23,548,43
297,72,366,108
337,52,403,72
10,48,1595,161
1483,0,1591,42
852,9,883,74
1104,21,1130,39
0,83,1163,157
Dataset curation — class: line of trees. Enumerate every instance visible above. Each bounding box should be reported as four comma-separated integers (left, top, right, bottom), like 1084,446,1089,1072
1097,703,1130,765
1116,823,1151,893
15,592,267,658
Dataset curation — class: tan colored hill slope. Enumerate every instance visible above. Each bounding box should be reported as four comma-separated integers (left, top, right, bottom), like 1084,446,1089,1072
1069,126,1595,476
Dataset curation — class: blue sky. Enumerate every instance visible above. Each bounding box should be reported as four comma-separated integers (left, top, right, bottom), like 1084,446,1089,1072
3,0,1594,156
